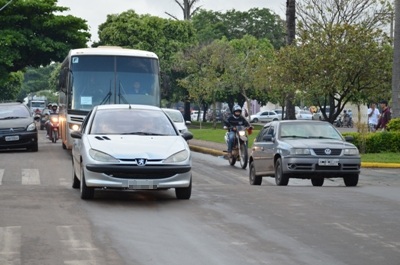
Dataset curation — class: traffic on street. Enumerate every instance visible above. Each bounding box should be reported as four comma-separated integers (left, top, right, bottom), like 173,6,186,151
0,129,399,265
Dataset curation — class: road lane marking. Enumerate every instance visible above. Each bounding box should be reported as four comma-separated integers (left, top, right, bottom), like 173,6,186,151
57,226,100,264
0,226,21,265
0,169,4,185
21,169,40,185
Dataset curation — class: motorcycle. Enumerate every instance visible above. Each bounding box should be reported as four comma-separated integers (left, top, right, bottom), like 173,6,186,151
48,113,60,143
334,113,353,128
224,125,252,169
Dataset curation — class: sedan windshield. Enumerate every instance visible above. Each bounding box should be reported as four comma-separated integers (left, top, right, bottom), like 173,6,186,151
90,109,177,136
279,122,343,140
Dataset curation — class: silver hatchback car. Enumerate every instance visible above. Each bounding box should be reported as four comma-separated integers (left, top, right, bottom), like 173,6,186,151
249,120,361,186
71,104,193,200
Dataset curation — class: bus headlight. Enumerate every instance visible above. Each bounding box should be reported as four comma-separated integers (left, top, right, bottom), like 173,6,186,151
69,123,81,131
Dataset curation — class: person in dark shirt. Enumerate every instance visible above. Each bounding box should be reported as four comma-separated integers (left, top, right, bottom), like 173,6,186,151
376,100,391,131
223,105,250,158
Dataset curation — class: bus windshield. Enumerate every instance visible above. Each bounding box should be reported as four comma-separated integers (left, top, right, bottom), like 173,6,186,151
70,55,160,111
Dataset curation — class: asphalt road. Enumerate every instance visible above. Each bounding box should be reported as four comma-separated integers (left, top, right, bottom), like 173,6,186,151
0,130,399,265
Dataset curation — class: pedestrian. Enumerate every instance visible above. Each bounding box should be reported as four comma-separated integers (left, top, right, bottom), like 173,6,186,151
367,103,380,132
376,100,391,131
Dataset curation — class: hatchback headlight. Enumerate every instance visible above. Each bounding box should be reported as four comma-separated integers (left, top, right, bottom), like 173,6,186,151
27,122,36,131
89,149,119,162
290,148,311,155
164,150,189,163
344,148,359,155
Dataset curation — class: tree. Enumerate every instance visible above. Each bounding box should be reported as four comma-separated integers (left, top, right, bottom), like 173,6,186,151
285,0,297,120
0,0,90,91
165,0,202,20
392,0,400,118
191,8,286,49
292,0,393,122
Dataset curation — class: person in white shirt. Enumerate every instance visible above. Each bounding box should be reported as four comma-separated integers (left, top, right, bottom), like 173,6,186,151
367,103,380,132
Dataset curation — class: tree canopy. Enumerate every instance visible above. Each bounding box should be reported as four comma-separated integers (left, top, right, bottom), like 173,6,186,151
0,0,90,99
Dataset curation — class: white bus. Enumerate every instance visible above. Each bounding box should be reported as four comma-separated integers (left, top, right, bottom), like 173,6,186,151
58,46,161,149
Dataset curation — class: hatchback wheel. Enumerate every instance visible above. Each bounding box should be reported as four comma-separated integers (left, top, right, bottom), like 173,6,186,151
275,158,289,186
175,178,192,200
249,161,262,185
80,168,94,200
72,160,80,189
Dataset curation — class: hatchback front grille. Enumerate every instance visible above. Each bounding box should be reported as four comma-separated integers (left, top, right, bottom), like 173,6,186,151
0,127,26,133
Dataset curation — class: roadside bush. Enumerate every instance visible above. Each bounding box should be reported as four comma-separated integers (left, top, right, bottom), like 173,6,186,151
343,131,400,153
387,118,400,132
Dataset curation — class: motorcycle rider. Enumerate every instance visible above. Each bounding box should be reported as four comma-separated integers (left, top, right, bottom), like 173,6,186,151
223,105,250,158
46,103,58,138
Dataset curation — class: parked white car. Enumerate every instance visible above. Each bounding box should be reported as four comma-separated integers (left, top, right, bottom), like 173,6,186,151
296,110,313,120
191,110,204,121
162,108,190,133
250,110,280,123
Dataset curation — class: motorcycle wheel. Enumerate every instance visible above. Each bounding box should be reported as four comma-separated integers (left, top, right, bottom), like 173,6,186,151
239,141,248,169
52,130,58,143
229,148,237,166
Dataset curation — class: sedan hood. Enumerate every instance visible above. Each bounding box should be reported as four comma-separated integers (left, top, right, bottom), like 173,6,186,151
87,135,188,159
283,139,356,149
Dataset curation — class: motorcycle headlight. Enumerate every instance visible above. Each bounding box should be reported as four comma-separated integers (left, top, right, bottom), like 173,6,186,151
164,150,189,163
238,130,246,136
289,148,311,155
89,149,119,162
27,122,36,131
344,148,359,155
51,117,59,123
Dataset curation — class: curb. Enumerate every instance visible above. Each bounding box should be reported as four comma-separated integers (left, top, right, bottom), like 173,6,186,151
189,145,400,169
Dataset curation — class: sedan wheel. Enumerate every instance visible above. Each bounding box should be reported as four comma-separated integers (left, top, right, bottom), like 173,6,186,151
80,167,94,200
249,161,262,185
275,158,289,186
343,174,359,187
175,177,192,200
311,178,324,186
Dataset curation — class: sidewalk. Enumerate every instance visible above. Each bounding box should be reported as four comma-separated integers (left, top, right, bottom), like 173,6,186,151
187,139,400,168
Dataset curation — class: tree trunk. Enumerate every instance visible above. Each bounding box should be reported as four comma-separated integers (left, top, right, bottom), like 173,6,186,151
285,0,296,120
392,0,400,118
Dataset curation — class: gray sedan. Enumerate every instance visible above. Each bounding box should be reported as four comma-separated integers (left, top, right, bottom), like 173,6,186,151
249,120,360,186
71,104,193,200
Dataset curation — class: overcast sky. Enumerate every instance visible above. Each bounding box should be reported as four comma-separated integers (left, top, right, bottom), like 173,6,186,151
57,0,286,44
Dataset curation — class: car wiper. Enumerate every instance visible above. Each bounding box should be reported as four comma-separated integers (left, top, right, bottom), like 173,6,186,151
281,135,309,138
122,132,164,136
308,136,338,140
0,116,25,120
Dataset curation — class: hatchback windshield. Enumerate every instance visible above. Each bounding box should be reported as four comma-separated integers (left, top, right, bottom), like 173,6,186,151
90,109,177,135
0,105,30,119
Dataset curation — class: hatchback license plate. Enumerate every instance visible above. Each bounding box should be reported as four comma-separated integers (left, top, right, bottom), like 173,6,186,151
128,180,156,190
318,159,339,166
5,135,19,141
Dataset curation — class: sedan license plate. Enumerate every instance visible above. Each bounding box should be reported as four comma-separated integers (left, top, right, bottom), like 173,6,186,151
5,135,19,141
318,158,339,166
128,180,156,190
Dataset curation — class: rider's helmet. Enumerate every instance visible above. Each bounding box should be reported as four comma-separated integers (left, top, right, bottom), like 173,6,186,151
47,103,52,109
233,105,242,118
51,103,58,112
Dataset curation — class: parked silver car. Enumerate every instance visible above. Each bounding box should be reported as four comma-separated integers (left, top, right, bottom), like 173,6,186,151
249,120,360,186
71,104,193,200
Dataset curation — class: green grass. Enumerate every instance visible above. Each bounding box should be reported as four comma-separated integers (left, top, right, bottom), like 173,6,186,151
188,122,400,164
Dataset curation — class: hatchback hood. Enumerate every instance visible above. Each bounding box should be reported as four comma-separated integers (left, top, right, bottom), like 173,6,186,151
87,135,188,159
0,117,33,129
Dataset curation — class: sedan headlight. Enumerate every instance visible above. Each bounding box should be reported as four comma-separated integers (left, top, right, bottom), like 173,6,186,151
344,148,359,155
164,150,189,163
289,148,311,155
89,149,119,162
27,122,36,131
